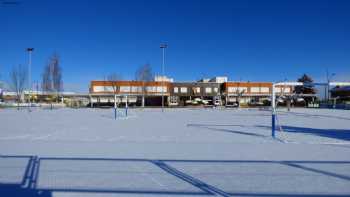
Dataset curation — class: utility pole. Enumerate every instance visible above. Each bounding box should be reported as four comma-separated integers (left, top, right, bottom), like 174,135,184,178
160,42,168,112
271,83,276,138
325,69,336,104
27,48,34,111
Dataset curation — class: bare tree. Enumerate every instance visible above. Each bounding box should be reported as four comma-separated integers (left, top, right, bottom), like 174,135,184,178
51,54,63,101
235,89,245,108
42,63,52,93
42,53,63,103
9,64,27,109
107,73,122,119
135,64,153,107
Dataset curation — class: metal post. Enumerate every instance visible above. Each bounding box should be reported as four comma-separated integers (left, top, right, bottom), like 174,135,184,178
27,48,34,111
160,43,167,112
114,94,117,120
125,95,128,117
271,83,276,138
162,47,164,112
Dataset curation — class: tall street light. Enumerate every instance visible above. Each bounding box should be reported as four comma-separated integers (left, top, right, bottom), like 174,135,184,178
160,42,167,112
326,72,336,102
27,48,34,110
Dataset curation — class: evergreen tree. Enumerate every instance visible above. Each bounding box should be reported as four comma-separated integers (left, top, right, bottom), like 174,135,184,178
295,74,316,94
294,74,316,104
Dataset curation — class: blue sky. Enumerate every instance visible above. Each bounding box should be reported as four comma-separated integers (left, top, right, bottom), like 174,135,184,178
1,0,349,92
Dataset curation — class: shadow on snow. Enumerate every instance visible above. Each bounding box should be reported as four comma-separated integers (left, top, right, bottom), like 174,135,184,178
256,125,350,141
1,155,350,196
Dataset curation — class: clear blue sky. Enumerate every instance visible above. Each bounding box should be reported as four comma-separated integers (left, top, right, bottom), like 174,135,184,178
1,0,349,92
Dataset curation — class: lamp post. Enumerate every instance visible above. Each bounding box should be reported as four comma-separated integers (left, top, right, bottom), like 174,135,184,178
27,48,34,111
327,73,336,102
160,42,168,112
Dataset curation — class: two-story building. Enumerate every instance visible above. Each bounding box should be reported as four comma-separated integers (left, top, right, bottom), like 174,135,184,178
89,80,171,107
223,82,293,105
89,77,296,107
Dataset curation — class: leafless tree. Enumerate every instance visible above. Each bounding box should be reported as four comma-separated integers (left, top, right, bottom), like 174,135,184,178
107,73,122,119
135,64,153,107
236,89,245,108
42,63,52,93
42,53,63,102
9,64,27,109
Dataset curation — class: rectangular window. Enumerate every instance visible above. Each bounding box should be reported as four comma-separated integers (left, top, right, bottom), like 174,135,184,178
228,87,247,93
274,87,282,93
174,87,178,93
180,87,187,93
193,87,200,93
93,86,115,92
250,87,260,93
261,87,269,93
238,87,247,92
205,87,212,93
131,86,142,92
146,86,157,92
120,86,131,92
214,87,218,92
157,86,167,93
228,87,236,93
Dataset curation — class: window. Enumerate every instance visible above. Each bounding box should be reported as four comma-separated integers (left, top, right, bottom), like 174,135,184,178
131,86,142,92
274,87,282,93
228,87,247,93
250,87,260,93
180,87,187,93
120,86,131,92
146,86,157,92
93,86,114,92
157,86,167,93
174,87,178,93
193,87,200,93
238,87,248,92
214,87,218,93
169,96,178,104
228,87,236,93
205,87,212,93
261,87,269,93
275,87,290,93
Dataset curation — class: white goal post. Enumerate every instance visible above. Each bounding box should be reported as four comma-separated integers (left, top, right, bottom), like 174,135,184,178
271,81,350,138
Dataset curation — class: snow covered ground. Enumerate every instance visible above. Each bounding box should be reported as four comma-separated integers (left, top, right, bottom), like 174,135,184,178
0,107,350,196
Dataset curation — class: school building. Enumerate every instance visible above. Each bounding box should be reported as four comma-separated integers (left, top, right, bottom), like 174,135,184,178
89,76,295,107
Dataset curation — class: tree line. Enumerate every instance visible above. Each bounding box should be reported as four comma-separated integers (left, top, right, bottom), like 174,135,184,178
5,53,63,105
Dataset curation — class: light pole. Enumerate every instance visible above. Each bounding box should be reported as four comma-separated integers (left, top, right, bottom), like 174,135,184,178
325,70,336,103
160,42,168,112
27,48,34,111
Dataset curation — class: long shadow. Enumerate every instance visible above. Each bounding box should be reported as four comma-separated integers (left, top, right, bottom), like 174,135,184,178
35,157,211,196
152,160,230,197
278,111,350,121
282,126,350,141
0,184,52,197
2,155,350,196
0,155,52,197
255,125,350,141
187,124,268,138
